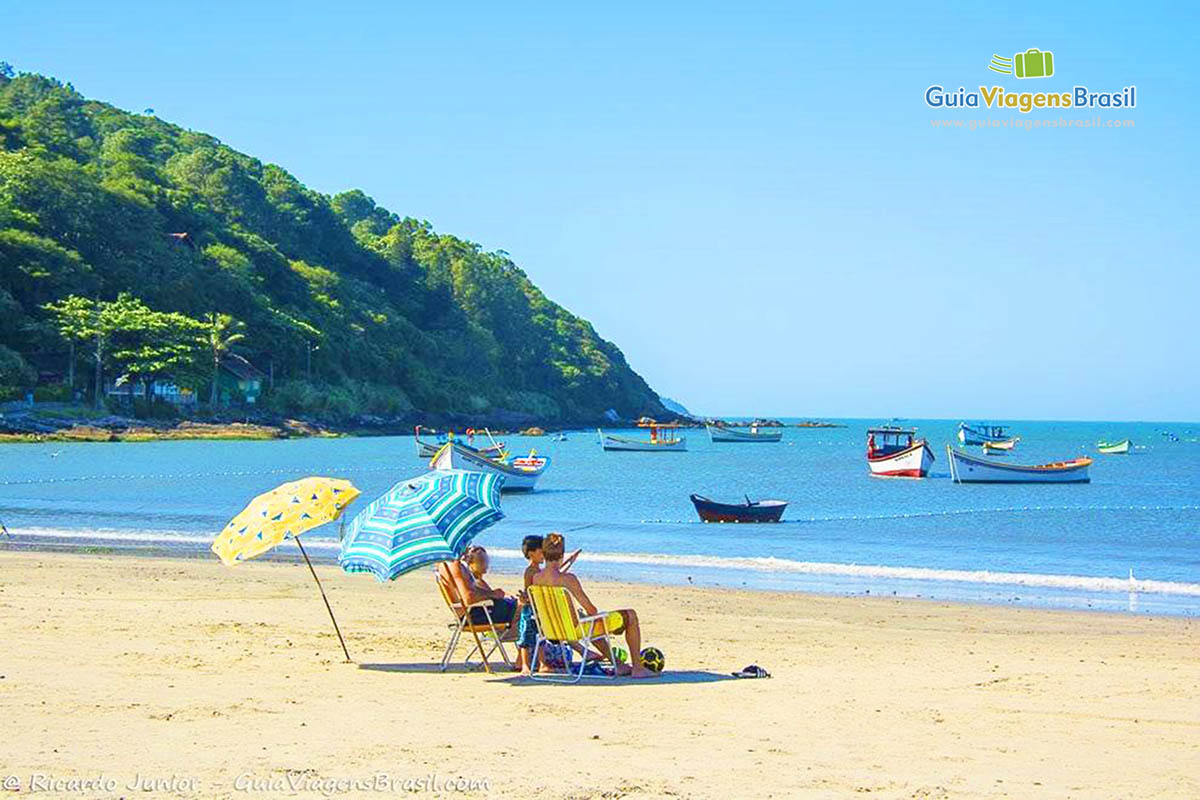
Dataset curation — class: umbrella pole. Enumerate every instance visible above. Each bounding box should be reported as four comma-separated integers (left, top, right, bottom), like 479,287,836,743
295,537,352,663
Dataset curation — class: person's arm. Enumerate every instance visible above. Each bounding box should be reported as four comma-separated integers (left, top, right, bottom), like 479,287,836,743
561,549,581,572
451,562,501,605
564,575,598,616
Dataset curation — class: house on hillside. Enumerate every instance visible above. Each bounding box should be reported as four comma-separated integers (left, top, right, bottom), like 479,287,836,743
106,375,197,407
216,353,266,406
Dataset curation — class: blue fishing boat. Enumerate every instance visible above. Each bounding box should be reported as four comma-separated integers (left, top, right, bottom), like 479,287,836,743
957,422,1013,446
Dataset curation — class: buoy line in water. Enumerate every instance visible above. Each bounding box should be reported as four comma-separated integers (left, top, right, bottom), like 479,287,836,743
0,463,402,486
640,503,1200,525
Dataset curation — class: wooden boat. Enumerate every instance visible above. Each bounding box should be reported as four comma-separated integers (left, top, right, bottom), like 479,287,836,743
430,441,549,491
957,422,1013,446
1097,439,1131,455
946,446,1091,483
982,437,1019,452
866,426,935,478
706,424,783,443
414,426,504,459
598,423,687,452
690,494,787,523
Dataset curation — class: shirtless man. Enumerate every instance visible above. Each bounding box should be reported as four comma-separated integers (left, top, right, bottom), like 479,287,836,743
531,532,658,679
436,546,519,627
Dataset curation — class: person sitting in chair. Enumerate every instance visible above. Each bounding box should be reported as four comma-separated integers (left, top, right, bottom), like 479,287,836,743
530,532,659,679
436,546,519,628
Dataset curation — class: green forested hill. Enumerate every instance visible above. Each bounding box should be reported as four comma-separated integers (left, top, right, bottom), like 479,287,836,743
0,65,664,422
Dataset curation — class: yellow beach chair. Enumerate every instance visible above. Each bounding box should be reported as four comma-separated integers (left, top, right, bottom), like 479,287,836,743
527,584,619,683
435,576,513,674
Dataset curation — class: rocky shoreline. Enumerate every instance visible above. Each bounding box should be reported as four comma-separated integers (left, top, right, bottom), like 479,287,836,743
0,403,842,443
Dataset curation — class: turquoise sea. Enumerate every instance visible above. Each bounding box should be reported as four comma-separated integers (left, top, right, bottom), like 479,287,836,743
2,419,1197,615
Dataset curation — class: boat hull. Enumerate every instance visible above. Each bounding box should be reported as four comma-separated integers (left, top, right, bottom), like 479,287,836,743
600,432,688,452
1097,439,1131,454
947,446,1091,483
867,441,935,478
430,442,548,491
689,495,787,523
706,425,783,443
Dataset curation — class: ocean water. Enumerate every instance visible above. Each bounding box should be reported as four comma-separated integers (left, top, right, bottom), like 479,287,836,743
1,419,1197,615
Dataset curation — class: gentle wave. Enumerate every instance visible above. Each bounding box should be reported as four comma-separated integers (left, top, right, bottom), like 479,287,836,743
488,548,1200,596
11,526,344,553
12,527,1200,598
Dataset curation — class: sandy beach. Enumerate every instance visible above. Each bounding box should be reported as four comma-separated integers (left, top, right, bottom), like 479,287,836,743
1,551,1196,799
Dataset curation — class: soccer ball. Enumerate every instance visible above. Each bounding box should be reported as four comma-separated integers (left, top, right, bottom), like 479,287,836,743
640,646,665,673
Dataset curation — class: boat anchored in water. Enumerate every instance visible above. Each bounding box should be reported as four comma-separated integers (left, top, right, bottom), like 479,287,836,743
946,446,1091,483
705,424,783,443
689,494,787,523
599,422,688,452
957,422,1014,446
866,426,935,478
430,441,549,491
982,437,1019,455
414,426,505,460
1097,439,1131,454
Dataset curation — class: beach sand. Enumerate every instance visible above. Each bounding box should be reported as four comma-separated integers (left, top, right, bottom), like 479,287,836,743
1,551,1196,799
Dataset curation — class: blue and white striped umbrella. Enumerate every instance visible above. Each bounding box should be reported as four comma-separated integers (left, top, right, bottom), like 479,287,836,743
338,469,504,582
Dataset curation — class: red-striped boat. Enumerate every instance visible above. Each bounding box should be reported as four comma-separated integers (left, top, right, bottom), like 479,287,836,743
866,426,935,478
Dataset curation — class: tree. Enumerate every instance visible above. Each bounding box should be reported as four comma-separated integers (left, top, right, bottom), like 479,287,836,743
43,295,99,403
44,294,202,408
111,308,204,401
204,312,246,407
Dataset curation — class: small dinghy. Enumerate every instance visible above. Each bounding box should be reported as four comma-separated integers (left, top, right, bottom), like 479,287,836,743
689,494,787,523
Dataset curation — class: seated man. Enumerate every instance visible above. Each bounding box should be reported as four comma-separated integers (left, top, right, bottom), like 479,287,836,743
436,546,519,628
531,532,658,679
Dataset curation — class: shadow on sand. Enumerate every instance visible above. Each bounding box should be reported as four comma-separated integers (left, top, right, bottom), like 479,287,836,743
489,669,737,687
357,663,739,685
358,662,483,674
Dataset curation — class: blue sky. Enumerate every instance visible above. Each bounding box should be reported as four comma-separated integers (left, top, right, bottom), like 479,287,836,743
4,2,1198,420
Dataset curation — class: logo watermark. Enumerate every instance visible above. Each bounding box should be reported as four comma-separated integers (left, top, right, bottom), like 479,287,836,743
1,772,489,796
926,48,1136,122
989,48,1055,78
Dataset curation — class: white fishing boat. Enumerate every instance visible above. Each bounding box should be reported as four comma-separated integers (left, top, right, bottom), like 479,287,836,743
706,424,783,443
866,427,934,478
946,446,1091,483
598,423,687,452
430,442,549,491
1097,439,1131,454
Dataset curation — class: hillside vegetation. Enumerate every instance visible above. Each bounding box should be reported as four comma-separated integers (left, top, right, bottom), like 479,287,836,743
0,65,664,423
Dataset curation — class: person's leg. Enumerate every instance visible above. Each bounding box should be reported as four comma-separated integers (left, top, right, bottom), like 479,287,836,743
618,609,657,679
581,626,631,675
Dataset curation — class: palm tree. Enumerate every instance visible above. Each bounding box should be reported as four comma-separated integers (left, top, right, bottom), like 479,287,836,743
205,313,246,408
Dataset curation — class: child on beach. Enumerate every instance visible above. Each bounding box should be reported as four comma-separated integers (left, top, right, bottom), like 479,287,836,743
515,535,544,674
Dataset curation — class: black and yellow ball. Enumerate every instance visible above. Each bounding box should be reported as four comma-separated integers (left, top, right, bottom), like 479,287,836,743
640,646,665,673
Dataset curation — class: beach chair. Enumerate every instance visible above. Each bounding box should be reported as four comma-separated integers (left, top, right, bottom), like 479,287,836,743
435,575,513,674
526,584,618,684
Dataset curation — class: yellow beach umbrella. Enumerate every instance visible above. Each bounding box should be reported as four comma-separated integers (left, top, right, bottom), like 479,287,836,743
213,477,361,661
